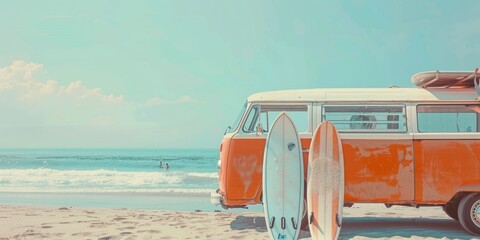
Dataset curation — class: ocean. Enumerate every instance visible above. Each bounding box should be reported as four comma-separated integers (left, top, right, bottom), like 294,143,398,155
0,148,264,212
0,148,218,193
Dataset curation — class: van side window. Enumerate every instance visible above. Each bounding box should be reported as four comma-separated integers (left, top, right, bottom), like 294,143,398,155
242,105,309,133
417,105,480,133
323,105,406,132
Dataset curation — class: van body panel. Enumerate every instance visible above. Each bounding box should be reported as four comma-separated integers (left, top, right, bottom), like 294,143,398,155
222,137,311,206
219,137,231,196
342,139,414,203
224,138,265,204
414,139,480,204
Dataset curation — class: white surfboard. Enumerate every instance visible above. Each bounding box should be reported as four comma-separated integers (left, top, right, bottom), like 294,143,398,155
307,121,344,240
263,112,304,240
411,70,478,88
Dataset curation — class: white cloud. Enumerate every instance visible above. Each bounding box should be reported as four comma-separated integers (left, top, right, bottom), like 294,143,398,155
0,61,198,106
0,60,129,127
0,60,124,103
177,95,198,103
0,60,208,147
145,95,198,106
0,60,42,90
58,81,124,103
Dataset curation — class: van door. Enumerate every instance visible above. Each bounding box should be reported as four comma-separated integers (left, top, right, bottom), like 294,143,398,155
322,104,414,203
413,104,480,204
224,103,313,206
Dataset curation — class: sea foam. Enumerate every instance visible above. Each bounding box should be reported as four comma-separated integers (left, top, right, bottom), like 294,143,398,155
0,168,218,193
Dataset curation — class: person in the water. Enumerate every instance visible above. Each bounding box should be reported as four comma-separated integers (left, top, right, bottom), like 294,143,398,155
159,161,163,168
166,163,170,170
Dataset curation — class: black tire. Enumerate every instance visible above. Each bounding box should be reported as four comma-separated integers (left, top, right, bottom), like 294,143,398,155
458,192,480,235
443,203,459,221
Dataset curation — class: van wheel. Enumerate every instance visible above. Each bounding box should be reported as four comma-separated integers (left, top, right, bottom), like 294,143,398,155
458,192,480,235
443,203,459,221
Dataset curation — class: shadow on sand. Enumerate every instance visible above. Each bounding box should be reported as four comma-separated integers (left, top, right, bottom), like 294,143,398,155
340,217,474,239
228,216,478,239
230,216,267,233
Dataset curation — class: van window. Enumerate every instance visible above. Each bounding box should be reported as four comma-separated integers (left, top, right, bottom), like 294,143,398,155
417,105,480,133
242,105,309,133
323,105,406,132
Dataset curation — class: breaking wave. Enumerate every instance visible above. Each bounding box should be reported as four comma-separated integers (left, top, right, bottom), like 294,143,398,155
0,168,218,193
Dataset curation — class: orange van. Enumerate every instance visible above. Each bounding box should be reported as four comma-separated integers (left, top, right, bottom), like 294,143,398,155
211,71,480,235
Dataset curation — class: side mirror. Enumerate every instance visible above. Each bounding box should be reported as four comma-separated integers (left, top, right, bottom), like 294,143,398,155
256,123,264,136
224,126,232,135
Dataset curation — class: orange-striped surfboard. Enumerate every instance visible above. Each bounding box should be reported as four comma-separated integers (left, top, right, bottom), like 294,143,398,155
307,121,344,240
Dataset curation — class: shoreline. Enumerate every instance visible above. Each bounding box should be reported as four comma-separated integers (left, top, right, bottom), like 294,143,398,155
0,204,478,239
0,192,264,213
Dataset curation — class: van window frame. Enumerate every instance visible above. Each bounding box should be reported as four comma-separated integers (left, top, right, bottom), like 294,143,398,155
240,103,312,134
242,105,260,133
416,104,480,133
321,104,408,133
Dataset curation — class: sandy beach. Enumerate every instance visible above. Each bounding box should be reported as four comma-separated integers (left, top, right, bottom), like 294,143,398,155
0,204,268,240
1,204,479,240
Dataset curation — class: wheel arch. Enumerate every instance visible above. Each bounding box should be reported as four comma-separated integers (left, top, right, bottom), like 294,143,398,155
447,191,473,207
450,185,480,205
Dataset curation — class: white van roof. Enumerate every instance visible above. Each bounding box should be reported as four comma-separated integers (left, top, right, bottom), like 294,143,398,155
248,88,478,102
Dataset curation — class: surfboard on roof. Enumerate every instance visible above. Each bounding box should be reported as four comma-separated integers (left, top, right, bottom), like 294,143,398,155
411,70,478,88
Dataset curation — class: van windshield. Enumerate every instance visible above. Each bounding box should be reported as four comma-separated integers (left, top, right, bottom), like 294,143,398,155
225,102,247,134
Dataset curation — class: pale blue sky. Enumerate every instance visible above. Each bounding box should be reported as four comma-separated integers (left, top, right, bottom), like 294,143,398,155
1,1,479,148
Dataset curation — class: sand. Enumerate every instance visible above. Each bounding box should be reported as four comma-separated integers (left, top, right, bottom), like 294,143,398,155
0,204,479,240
